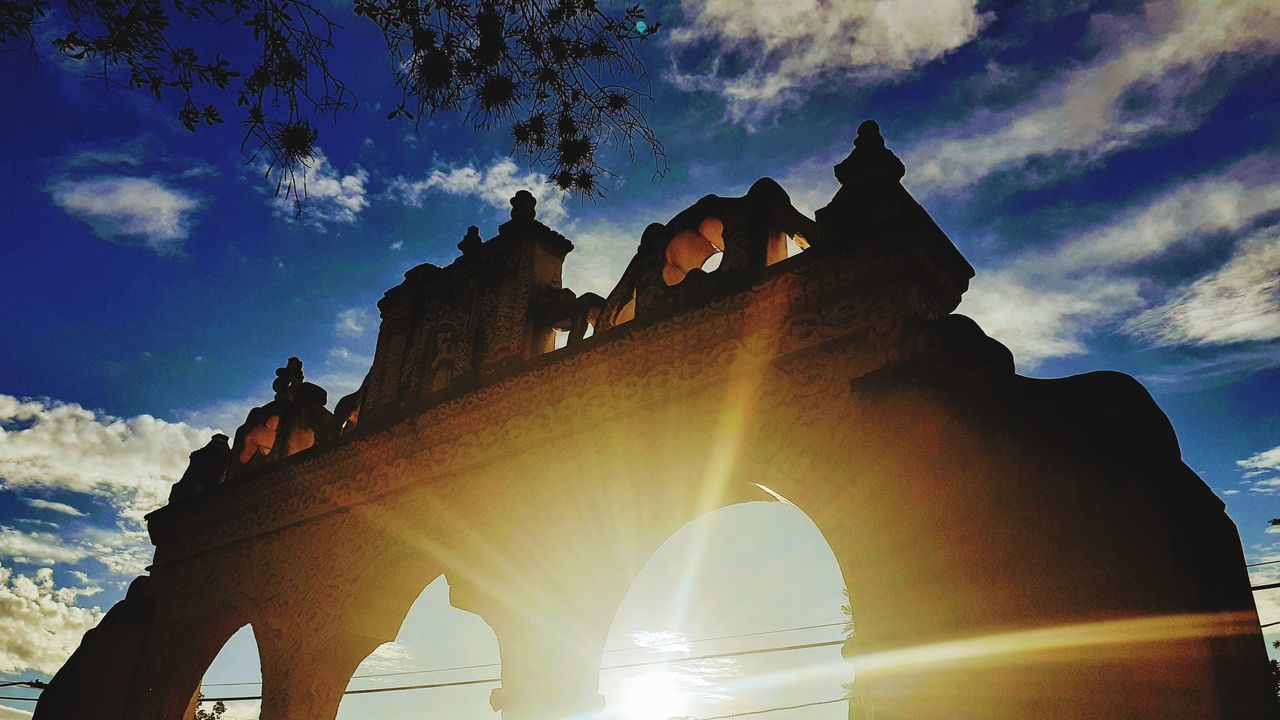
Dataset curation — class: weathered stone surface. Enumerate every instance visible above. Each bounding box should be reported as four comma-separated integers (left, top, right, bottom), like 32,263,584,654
36,122,1273,720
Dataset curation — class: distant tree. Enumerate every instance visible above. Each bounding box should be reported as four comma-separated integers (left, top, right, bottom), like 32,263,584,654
194,694,225,720
1,0,664,206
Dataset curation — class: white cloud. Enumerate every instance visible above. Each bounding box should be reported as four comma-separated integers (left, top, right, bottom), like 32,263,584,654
78,525,154,577
1126,228,1280,346
0,527,89,566
0,395,219,579
0,395,211,528
560,219,646,298
354,641,415,683
1239,446,1280,474
176,396,259,439
1233,446,1280,496
0,565,103,674
668,0,987,126
387,158,567,225
48,176,201,255
1019,156,1280,275
334,308,370,339
955,153,1280,367
266,151,368,227
904,0,1280,195
0,704,33,719
958,272,1142,367
1250,560,1280,635
21,498,85,516
220,700,261,720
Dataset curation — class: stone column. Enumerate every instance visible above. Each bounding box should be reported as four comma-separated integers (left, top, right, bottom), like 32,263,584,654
256,626,384,720
450,575,618,720
487,625,609,720
125,608,245,720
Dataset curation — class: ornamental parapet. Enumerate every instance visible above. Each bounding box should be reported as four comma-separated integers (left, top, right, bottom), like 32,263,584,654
146,119,988,561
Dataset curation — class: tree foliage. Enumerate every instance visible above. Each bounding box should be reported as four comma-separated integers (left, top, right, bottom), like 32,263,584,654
1,0,663,204
194,695,225,720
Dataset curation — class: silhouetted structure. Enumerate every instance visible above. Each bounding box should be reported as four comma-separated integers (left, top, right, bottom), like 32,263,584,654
36,121,1273,720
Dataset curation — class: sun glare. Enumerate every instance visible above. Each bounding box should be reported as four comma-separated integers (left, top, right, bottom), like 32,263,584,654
615,670,689,719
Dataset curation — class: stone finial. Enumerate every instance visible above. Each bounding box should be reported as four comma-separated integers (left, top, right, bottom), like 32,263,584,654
510,190,537,221
272,357,304,400
169,432,231,501
458,225,483,255
833,119,906,187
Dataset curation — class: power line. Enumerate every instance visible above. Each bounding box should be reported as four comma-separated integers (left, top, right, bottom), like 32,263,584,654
200,638,847,703
206,676,501,702
204,621,848,687
685,696,847,719
1247,559,1280,568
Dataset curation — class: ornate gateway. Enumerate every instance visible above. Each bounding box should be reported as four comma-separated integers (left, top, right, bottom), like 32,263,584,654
36,122,1274,720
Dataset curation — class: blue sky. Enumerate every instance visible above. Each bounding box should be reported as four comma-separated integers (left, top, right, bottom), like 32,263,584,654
1,0,1279,717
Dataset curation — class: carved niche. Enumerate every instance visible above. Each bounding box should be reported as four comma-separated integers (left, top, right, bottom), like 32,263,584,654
226,358,338,480
355,191,591,427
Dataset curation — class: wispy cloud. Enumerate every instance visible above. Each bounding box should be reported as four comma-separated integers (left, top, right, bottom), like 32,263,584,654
351,641,416,685
386,158,567,224
959,272,1141,367
904,0,1280,195
1126,228,1280,346
667,0,988,126
1015,155,1280,275
265,150,369,227
334,307,371,340
959,152,1280,368
47,176,201,255
1238,445,1280,492
21,498,85,517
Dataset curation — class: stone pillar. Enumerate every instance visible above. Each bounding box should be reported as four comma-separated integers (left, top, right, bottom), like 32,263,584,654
256,626,384,720
125,608,245,720
785,365,1273,720
487,625,609,720
450,575,618,720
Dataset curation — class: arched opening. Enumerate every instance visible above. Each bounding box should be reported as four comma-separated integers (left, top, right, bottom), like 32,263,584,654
664,218,726,286
198,625,263,720
336,575,501,718
599,501,850,720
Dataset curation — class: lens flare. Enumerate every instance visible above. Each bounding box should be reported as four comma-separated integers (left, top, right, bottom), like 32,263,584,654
616,670,687,719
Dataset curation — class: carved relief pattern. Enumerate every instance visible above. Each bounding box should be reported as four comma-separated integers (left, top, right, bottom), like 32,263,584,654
149,239,965,565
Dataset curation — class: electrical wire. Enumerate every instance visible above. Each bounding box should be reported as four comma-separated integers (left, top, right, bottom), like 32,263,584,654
688,696,847,718
203,621,848,687
199,638,847,703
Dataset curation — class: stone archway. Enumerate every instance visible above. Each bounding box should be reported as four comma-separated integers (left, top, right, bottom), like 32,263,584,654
36,121,1274,720
334,576,502,719
597,499,849,720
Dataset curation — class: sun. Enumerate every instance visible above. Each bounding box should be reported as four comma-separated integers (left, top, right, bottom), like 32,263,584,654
616,670,690,719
